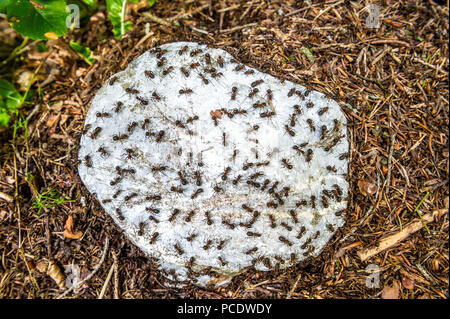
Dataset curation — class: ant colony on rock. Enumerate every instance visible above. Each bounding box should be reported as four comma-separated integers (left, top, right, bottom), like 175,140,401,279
78,42,349,287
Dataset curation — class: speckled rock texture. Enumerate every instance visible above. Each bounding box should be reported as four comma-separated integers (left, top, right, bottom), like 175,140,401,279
78,42,349,287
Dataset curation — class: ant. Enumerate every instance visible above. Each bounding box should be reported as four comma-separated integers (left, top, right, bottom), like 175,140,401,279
231,87,237,100
142,118,150,130
168,209,180,222
113,190,122,198
244,70,255,75
179,88,193,95
124,193,138,201
251,79,264,87
245,247,258,255
84,155,92,167
260,111,275,118
144,70,155,78
318,107,329,115
114,102,123,113
267,89,273,101
146,207,160,214
163,66,174,75
180,67,189,77
199,73,209,84
253,102,266,108
306,119,315,132
205,211,213,225
217,56,224,67
125,88,139,95
234,64,244,71
261,179,270,191
222,167,231,181
247,231,261,237
279,236,293,246
152,92,161,101
150,232,159,244
190,62,200,69
157,57,166,67
109,76,118,85
248,88,259,98
306,149,313,162
136,96,148,105
296,226,306,239
285,125,295,137
281,158,293,169
290,210,298,223
306,101,314,108
179,45,188,55
98,147,109,157
185,210,195,222
321,125,327,139
127,121,138,133
113,134,129,141
155,130,165,143
96,112,110,118
191,188,203,199
178,171,188,185
170,186,184,194
203,240,212,250
204,53,211,64
190,48,202,57
186,233,197,242
146,194,162,201
110,177,121,186
232,175,242,185
287,88,295,97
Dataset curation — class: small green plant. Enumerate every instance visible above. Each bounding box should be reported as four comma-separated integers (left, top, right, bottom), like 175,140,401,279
26,173,77,214
0,79,24,127
0,0,157,128
106,0,156,39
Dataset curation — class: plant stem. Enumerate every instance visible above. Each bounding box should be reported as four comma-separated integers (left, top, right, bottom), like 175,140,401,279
1,37,29,66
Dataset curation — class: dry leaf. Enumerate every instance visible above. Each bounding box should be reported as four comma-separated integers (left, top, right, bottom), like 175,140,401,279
210,109,223,119
402,276,415,290
381,280,400,299
44,32,59,40
63,215,83,240
47,261,66,288
358,180,377,196
36,260,66,289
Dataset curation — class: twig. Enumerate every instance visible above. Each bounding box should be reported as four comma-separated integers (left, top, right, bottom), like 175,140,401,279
98,262,115,299
220,23,258,34
57,236,110,299
413,57,449,75
142,12,170,26
112,251,120,299
313,0,344,21
286,274,301,299
357,210,444,261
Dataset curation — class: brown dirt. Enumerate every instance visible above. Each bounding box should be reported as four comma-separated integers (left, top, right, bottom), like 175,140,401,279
0,0,448,299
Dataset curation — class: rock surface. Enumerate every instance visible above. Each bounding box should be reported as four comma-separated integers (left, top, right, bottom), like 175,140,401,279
78,42,349,286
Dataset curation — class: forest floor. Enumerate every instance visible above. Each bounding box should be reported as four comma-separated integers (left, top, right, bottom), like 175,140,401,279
0,0,448,299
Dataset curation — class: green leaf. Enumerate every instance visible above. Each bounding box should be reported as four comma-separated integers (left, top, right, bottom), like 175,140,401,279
301,46,315,63
70,41,96,65
81,0,97,9
148,0,156,7
0,0,8,13
0,79,23,112
0,110,11,127
106,0,134,39
6,0,68,40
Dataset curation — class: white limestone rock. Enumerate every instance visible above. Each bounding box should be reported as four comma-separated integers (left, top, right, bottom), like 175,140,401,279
78,42,349,287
